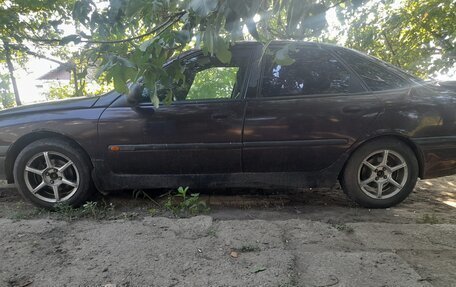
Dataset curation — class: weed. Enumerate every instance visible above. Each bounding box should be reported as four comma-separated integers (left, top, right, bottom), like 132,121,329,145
117,211,140,220
165,186,210,217
239,245,260,252
54,203,79,220
148,208,158,216
334,223,354,234
206,227,217,237
417,213,440,224
82,201,99,218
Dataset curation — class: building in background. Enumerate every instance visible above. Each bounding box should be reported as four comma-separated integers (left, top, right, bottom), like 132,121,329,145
36,63,73,101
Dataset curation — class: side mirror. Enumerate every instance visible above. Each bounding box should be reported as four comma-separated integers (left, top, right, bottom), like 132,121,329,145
127,80,144,106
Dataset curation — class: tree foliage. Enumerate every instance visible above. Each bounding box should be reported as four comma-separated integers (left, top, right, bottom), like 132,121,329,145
66,0,364,102
0,0,76,105
341,0,455,78
0,0,455,107
0,0,75,62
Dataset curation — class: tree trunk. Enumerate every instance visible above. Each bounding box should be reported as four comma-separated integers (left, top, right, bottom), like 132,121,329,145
72,66,79,96
2,40,21,106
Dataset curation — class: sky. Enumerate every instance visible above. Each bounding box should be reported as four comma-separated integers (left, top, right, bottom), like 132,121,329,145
9,4,456,104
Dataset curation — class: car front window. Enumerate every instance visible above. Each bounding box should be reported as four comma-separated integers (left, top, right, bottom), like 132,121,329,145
139,51,248,104
186,67,239,100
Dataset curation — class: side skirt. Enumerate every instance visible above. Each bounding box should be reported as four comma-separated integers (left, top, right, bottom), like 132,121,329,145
92,162,337,191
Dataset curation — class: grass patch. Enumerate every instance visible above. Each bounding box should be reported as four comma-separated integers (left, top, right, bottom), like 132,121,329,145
417,213,440,224
53,201,114,220
9,208,47,220
8,202,48,220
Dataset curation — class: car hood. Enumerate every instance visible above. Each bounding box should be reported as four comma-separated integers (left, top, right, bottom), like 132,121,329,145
0,96,100,117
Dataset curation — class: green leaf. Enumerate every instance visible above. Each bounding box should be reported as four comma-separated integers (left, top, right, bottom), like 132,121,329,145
214,38,231,63
112,75,128,94
189,0,218,17
115,56,136,68
202,28,216,56
107,62,135,94
151,94,160,109
150,83,160,109
274,45,296,66
139,38,156,52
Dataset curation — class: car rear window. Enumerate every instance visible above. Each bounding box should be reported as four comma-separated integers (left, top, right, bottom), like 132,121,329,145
261,46,364,97
334,48,409,91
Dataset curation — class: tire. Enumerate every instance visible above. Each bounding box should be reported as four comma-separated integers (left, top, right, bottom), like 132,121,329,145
13,138,94,209
341,138,418,208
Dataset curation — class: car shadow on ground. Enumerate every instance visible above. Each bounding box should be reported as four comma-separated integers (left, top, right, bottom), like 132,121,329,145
1,175,455,224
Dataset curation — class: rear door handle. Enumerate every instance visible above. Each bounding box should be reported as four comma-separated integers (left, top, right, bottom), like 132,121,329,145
342,106,362,113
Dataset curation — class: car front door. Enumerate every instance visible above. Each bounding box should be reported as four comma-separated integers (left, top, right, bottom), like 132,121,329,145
242,44,384,173
98,47,253,175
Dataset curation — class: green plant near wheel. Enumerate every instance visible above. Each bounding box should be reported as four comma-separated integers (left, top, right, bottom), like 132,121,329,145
165,186,209,217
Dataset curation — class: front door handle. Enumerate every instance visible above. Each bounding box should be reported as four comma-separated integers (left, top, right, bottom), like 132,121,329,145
342,106,362,113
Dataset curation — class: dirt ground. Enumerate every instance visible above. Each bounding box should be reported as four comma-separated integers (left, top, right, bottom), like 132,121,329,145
0,176,455,287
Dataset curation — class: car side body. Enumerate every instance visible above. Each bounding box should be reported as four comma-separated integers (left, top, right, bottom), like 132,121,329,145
1,41,456,202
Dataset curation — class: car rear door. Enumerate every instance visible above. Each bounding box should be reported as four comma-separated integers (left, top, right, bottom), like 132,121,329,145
98,47,253,175
242,44,383,173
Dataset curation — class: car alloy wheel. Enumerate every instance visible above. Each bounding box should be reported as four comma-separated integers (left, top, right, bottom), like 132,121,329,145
23,151,80,203
341,137,418,208
357,149,408,199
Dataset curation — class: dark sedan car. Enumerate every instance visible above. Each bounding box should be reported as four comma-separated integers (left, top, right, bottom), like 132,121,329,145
1,41,455,209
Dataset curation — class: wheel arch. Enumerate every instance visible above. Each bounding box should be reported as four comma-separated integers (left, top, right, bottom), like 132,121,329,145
5,131,92,183
339,134,425,180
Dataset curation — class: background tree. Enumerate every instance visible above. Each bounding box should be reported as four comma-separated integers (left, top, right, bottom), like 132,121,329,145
0,0,75,105
0,73,15,108
341,0,455,78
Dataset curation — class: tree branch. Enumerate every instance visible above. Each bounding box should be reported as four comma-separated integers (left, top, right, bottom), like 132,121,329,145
26,11,186,45
381,31,401,68
9,45,70,66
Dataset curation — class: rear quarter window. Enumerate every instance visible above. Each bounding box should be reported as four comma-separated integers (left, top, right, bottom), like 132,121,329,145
334,48,409,91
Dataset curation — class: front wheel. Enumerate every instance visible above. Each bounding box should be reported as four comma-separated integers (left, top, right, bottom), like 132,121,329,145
341,138,418,208
13,138,94,208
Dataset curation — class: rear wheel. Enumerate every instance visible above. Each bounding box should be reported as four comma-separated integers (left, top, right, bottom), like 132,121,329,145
341,138,418,208
13,138,93,208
